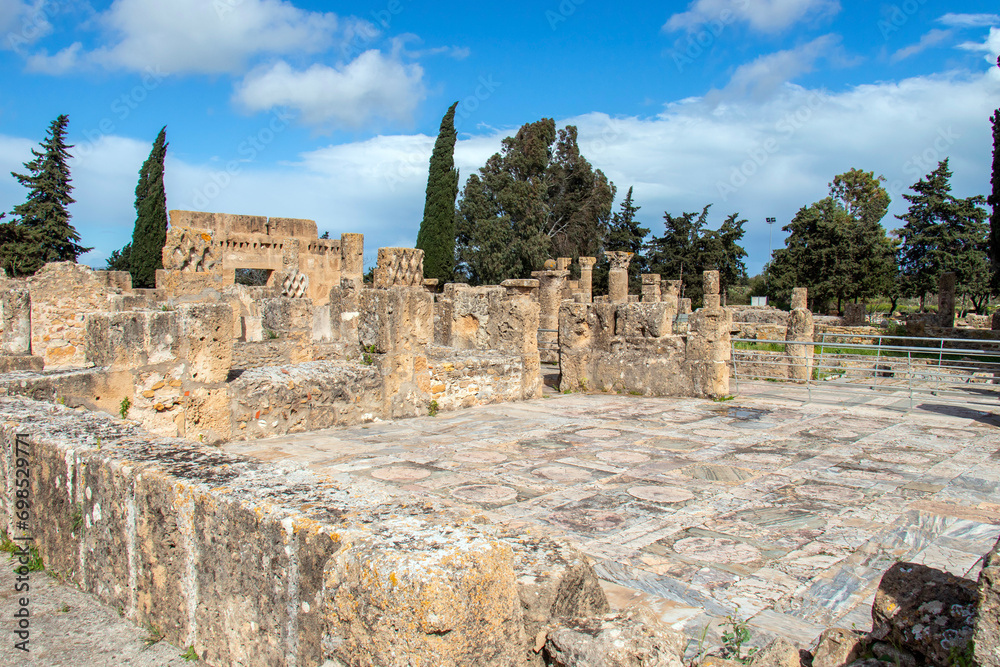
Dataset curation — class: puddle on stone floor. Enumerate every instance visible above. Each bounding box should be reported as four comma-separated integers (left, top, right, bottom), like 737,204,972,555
714,406,771,421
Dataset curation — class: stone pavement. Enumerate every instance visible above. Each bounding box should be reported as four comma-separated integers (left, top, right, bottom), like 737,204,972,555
222,387,1000,650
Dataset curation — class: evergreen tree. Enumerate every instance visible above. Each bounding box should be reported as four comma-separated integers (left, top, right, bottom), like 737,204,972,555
105,243,131,271
6,114,90,274
456,118,614,284
416,102,459,284
896,159,990,312
699,212,749,302
128,127,169,288
602,187,649,294
768,168,897,312
990,108,1000,291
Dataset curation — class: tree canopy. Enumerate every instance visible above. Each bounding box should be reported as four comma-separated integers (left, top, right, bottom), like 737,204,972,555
768,168,896,311
989,108,1000,291
416,102,459,284
456,118,614,284
3,114,90,275
896,159,990,312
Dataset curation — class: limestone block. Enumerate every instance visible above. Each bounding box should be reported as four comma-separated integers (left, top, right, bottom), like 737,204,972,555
557,257,572,271
544,607,686,667
843,302,865,325
748,637,801,667
176,304,234,383
871,562,978,666
0,287,31,355
703,270,720,295
340,233,365,280
0,355,43,372
606,251,633,303
812,628,865,667
97,270,133,292
241,316,264,342
703,294,721,309
161,226,221,272
615,303,672,338
679,298,692,314
374,247,424,288
261,297,314,334
280,270,309,299
791,287,808,311
974,536,1000,667
324,521,528,667
267,216,318,240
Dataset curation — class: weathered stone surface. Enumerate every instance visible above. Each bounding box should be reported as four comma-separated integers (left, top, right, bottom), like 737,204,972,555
868,641,917,667
790,287,808,311
811,628,865,667
974,535,1000,667
324,520,527,667
703,270,720,295
871,562,978,666
544,607,686,667
606,251,633,303
749,637,801,667
938,272,956,328
373,247,424,288
579,257,597,302
0,286,31,355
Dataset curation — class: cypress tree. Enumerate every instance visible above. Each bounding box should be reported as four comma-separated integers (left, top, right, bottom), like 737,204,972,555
7,114,90,274
416,102,459,284
129,127,169,288
989,108,1000,290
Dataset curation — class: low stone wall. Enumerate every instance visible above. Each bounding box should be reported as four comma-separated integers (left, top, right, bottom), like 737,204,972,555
0,395,609,667
228,360,383,439
428,346,525,411
558,301,732,397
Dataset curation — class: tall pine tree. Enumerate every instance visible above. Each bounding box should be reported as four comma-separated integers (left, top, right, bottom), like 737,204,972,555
128,127,169,288
989,108,1000,291
602,187,649,294
416,103,459,284
6,114,90,275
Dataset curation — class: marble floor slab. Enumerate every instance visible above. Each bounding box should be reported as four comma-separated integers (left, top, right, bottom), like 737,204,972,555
221,385,1000,650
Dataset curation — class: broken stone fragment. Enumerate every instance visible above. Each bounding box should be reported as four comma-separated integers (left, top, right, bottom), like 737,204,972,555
811,628,865,667
544,606,686,667
748,637,801,667
871,561,978,667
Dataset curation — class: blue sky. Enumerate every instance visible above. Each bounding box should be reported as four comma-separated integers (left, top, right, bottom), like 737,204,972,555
1,0,998,274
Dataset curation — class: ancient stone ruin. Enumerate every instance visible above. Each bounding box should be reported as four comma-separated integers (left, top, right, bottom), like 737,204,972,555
2,212,998,666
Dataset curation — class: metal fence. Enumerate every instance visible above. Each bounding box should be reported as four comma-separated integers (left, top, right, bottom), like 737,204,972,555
731,332,1000,409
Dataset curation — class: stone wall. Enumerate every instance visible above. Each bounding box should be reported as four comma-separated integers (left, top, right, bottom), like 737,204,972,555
428,346,525,411
0,395,609,667
0,285,31,356
26,263,130,368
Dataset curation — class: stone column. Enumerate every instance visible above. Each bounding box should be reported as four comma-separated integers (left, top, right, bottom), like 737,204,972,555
556,257,572,271
531,269,569,364
702,270,721,309
687,291,732,398
606,251,633,304
785,287,814,382
578,257,597,302
641,274,661,303
938,272,956,328
500,278,539,300
340,233,364,289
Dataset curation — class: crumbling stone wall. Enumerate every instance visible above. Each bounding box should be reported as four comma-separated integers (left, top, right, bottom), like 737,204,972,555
428,347,525,411
0,285,31,356
26,263,130,368
0,395,611,667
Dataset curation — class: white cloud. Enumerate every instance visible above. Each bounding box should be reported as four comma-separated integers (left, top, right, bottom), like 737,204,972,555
25,41,83,74
707,35,841,102
233,51,426,130
2,67,997,275
958,27,1000,65
1,0,53,52
665,0,840,33
61,0,350,74
937,13,1000,28
891,29,951,63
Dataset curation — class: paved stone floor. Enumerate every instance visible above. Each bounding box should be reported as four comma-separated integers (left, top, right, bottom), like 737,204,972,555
222,385,1000,649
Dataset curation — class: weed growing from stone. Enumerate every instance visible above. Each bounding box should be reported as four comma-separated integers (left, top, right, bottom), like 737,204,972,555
578,377,588,391
628,390,643,396
181,645,199,661
361,344,377,365
142,622,164,647
1,533,45,573
119,396,131,419
265,328,279,339
428,400,439,417
58,603,70,613
71,504,84,532
687,624,710,667
949,640,975,667
720,611,757,664
712,395,735,402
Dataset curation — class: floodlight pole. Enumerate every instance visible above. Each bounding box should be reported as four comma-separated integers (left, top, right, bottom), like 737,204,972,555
765,217,776,288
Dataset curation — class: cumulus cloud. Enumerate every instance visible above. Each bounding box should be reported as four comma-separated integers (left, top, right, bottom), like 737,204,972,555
937,13,1000,28
706,34,842,102
665,0,840,33
25,41,83,74
1,0,54,52
233,51,426,129
891,29,952,63
958,27,1000,65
